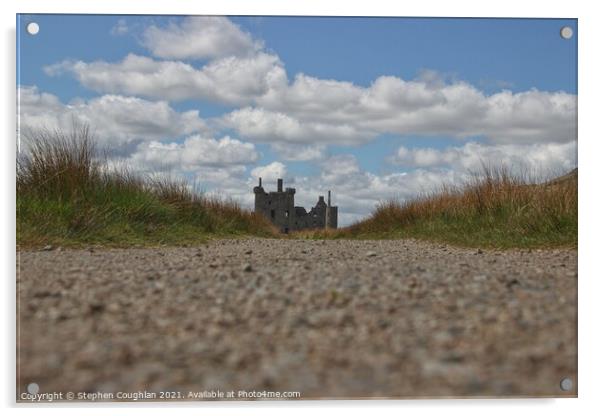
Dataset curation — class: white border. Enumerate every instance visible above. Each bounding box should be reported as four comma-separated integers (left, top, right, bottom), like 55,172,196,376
3,1,601,415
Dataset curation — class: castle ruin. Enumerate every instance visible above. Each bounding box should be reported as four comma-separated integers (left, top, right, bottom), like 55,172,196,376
253,178,338,233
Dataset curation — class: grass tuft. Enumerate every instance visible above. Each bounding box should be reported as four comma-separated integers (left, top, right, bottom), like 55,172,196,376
300,165,577,249
17,125,278,248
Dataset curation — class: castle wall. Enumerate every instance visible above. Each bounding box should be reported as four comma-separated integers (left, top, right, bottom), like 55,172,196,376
254,178,337,232
292,211,313,229
254,189,295,233
308,197,327,228
326,206,338,229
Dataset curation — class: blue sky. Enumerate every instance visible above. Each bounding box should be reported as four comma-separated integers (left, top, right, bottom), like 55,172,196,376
18,16,577,96
17,15,578,225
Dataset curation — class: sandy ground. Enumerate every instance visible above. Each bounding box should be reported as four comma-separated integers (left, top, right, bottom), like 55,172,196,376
17,239,577,401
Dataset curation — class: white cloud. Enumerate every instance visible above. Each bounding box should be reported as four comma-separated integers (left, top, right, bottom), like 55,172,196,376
250,162,287,182
126,135,259,173
217,73,576,146
313,154,461,212
18,86,207,149
320,154,362,180
45,16,577,147
110,18,129,36
45,53,286,106
476,89,576,143
107,135,259,205
279,155,471,227
222,107,373,145
394,147,442,167
142,16,261,60
270,143,327,161
257,74,576,145
195,165,248,185
257,73,364,121
391,141,577,175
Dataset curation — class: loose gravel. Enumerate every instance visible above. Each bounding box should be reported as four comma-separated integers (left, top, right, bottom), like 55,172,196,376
17,239,577,400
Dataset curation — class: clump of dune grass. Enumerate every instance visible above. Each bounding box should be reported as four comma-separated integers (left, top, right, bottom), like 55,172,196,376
305,165,577,248
17,125,277,248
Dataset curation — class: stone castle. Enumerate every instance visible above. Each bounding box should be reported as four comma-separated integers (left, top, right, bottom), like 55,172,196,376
253,178,338,233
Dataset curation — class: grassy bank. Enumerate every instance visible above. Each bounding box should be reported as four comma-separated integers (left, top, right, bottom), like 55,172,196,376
303,167,577,249
17,126,277,248
17,126,577,249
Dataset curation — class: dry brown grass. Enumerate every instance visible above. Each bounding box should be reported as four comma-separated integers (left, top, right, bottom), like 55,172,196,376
304,166,577,248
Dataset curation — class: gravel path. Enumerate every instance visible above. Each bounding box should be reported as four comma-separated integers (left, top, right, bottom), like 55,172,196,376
17,239,577,400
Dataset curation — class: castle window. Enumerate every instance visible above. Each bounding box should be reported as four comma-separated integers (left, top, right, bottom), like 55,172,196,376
285,210,289,218
270,209,275,219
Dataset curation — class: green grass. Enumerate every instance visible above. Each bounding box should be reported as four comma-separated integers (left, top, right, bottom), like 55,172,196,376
17,125,277,248
297,167,577,249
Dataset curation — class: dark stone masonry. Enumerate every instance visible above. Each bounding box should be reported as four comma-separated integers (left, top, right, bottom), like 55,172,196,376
253,178,338,233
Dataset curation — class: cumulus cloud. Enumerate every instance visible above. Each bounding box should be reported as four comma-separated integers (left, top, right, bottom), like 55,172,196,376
18,86,207,149
215,73,576,146
391,141,577,175
142,16,262,60
222,107,374,145
258,73,364,120
281,154,471,226
46,16,576,146
126,135,258,173
250,162,287,182
314,154,460,209
44,53,286,105
257,74,576,145
107,135,260,206
270,143,327,161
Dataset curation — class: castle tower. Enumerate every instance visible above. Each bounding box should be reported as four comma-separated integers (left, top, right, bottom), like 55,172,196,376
253,177,265,213
325,190,338,229
254,178,295,233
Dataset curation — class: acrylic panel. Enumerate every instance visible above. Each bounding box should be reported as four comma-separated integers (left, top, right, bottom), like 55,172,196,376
16,15,577,402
